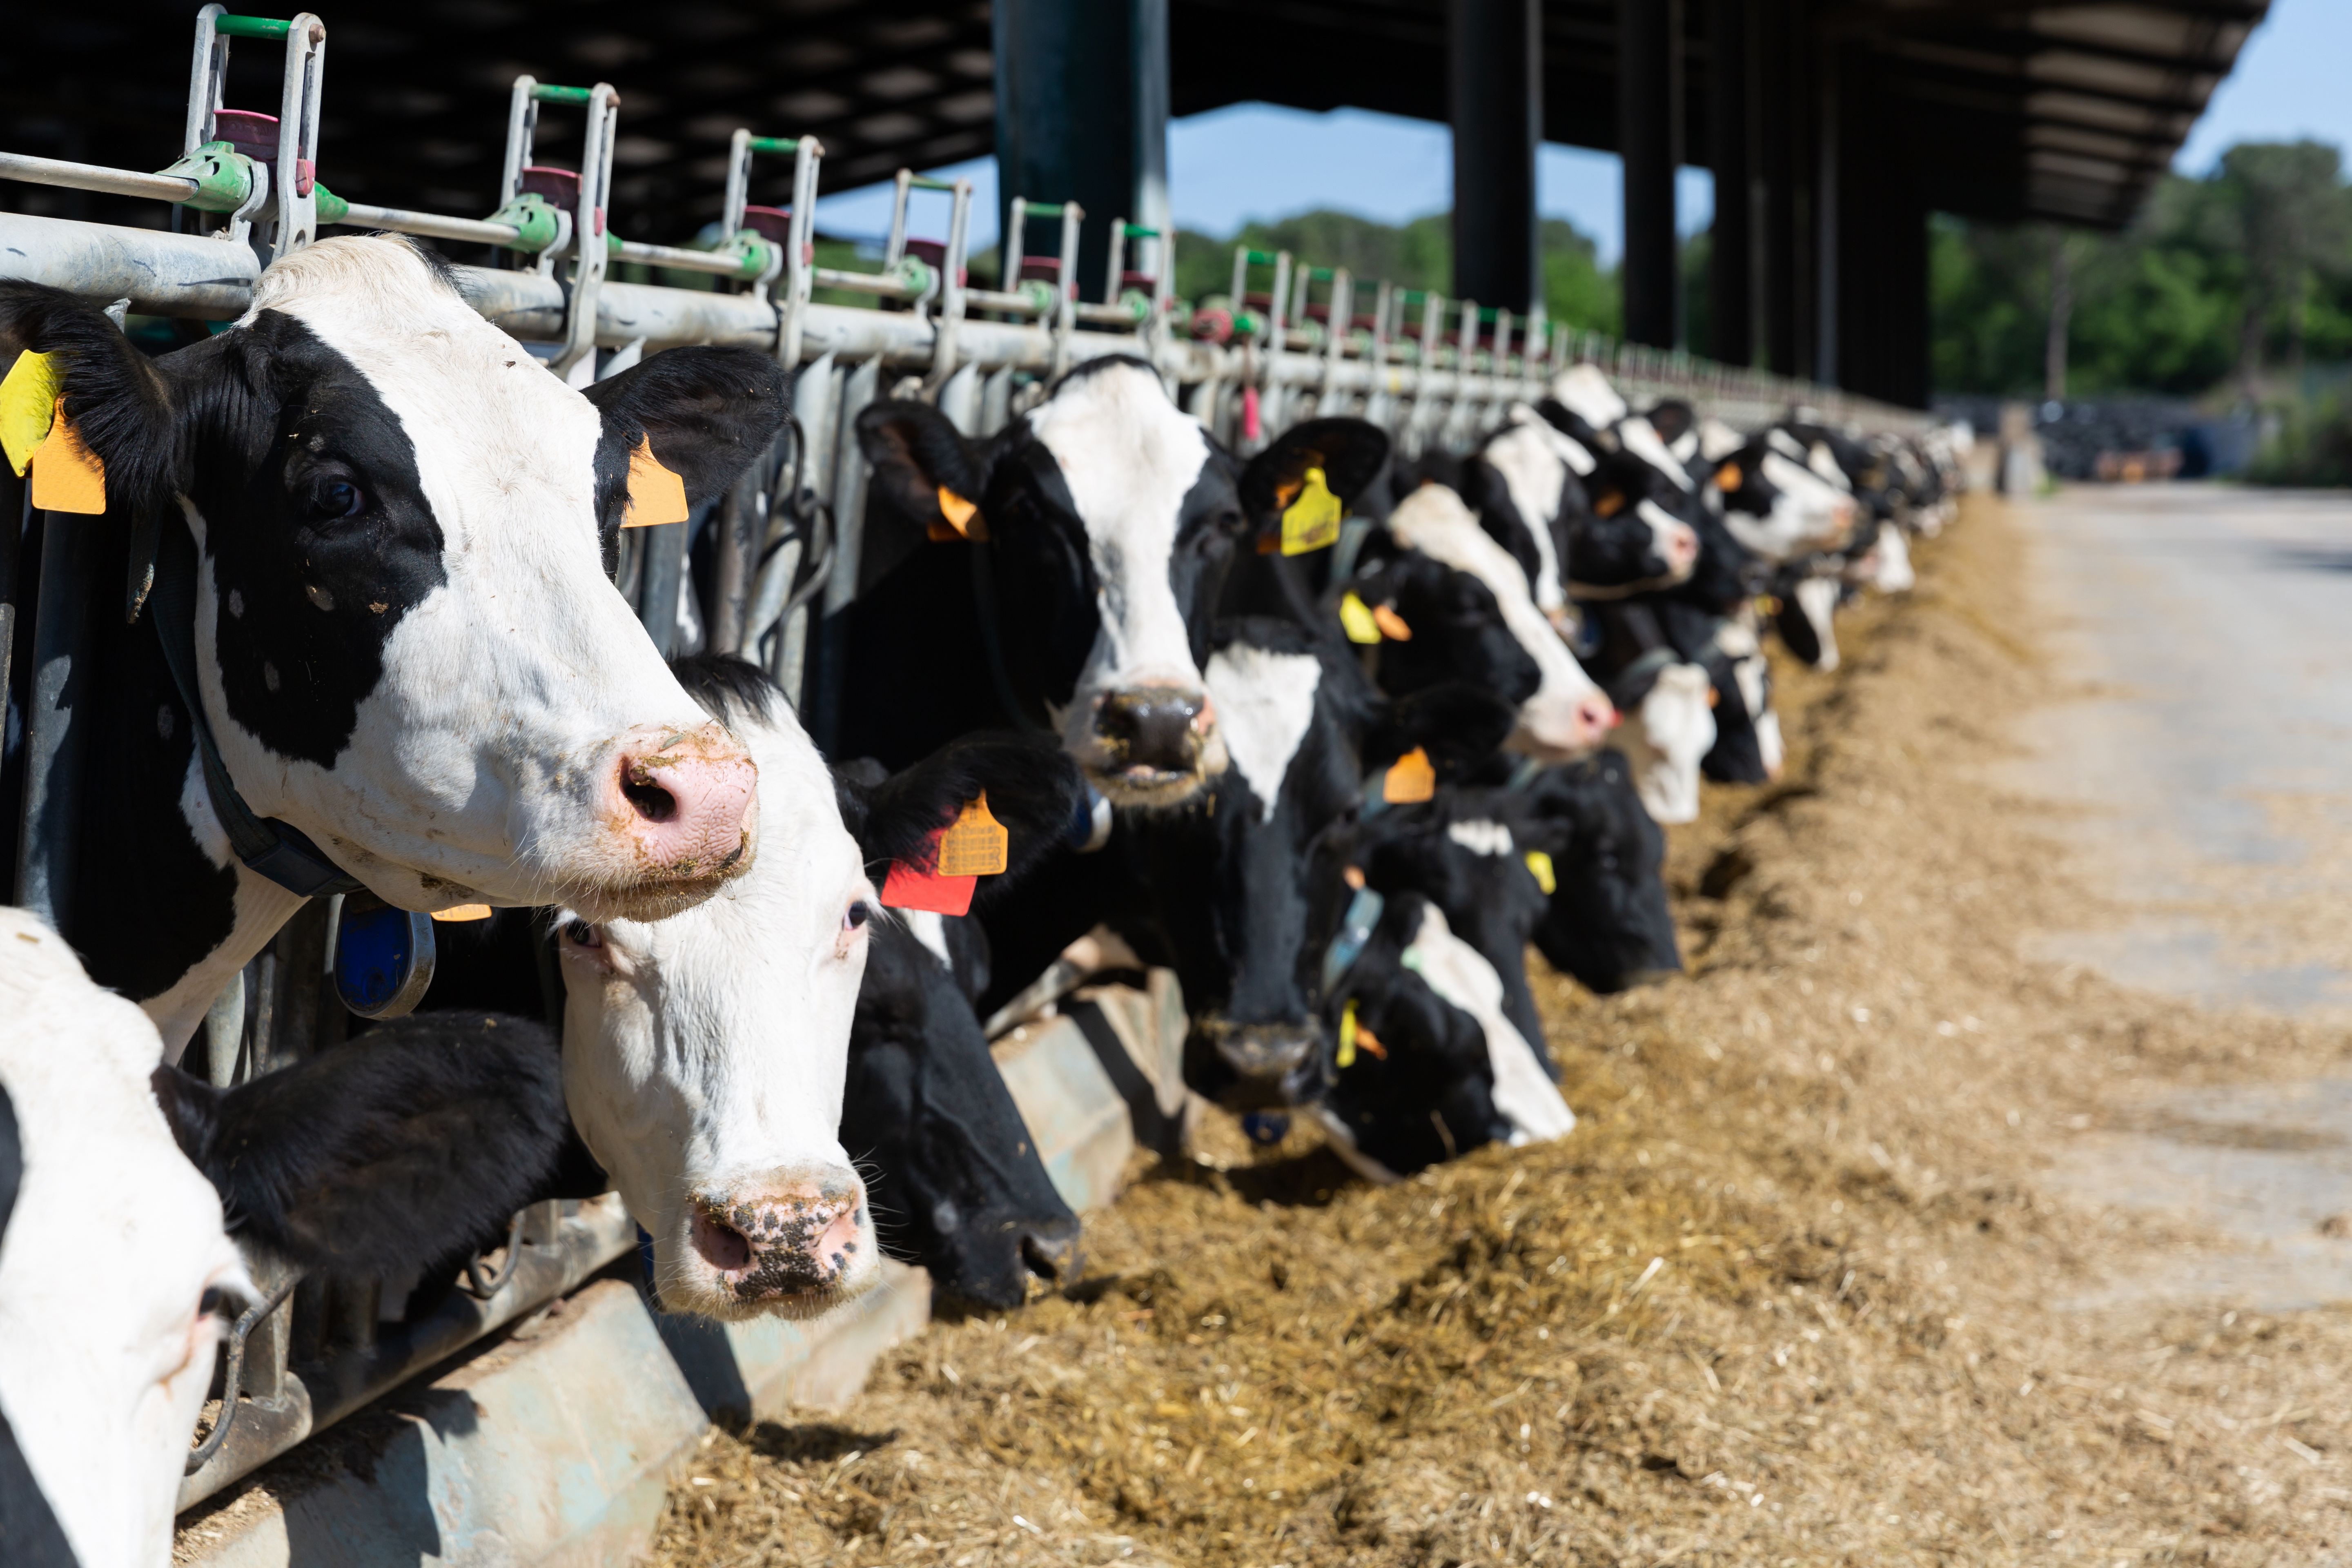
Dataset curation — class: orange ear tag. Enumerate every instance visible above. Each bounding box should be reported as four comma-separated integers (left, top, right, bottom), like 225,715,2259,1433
1594,489,1625,518
880,793,1009,916
1382,746,1436,804
29,401,106,514
1371,604,1412,642
621,435,689,528
933,486,983,541
430,904,494,922
1280,465,1343,555
1715,462,1743,492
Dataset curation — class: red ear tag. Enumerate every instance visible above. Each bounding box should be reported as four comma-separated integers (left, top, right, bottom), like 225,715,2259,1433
881,860,977,916
878,794,1008,916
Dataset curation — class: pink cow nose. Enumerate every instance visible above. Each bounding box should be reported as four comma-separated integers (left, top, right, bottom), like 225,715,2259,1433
1575,694,1619,744
690,1180,866,1301
604,721,758,882
1667,524,1699,564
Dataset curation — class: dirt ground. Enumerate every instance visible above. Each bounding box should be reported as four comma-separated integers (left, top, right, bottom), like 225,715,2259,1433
650,495,2352,1567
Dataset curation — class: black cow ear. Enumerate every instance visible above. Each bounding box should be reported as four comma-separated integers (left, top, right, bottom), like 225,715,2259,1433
584,345,788,523
855,733,1086,900
1239,417,1392,521
148,1064,222,1171
855,400,990,539
1368,682,1516,782
0,282,181,532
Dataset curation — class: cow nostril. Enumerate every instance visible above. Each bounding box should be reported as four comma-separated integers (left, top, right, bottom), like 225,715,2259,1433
691,1208,753,1272
620,766,678,824
1020,1229,1080,1282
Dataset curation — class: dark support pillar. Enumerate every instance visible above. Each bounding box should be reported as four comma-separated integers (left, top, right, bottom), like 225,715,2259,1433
1755,0,1808,377
1618,0,1684,349
1448,0,1542,314
1705,0,1755,365
994,0,1169,296
1830,44,1928,406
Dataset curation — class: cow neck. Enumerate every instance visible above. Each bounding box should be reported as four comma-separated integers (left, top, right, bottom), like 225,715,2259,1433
147,521,361,898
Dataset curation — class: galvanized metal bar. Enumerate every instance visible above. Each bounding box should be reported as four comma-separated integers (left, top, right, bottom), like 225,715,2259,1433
0,151,199,204
330,202,520,247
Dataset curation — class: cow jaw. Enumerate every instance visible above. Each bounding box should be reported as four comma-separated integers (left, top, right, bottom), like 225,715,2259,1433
557,722,880,1322
1032,363,1228,806
0,912,250,1568
191,238,758,920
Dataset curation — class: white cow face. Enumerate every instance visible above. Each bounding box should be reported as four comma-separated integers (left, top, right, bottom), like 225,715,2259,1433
0,911,251,1568
1719,444,1861,563
558,709,880,1322
5,238,785,931
1613,662,1718,824
1386,484,1617,761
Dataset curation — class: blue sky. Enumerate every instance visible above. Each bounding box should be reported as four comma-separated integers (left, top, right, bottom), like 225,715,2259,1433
818,0,2338,261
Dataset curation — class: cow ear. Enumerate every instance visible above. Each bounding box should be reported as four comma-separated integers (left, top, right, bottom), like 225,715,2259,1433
584,345,788,524
855,400,990,539
854,733,1086,899
1239,417,1391,521
1368,682,1516,782
147,1064,222,1171
0,283,180,527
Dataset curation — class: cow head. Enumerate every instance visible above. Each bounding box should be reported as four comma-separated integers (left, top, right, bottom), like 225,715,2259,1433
1713,432,1862,564
1145,619,1513,1108
556,657,875,1320
843,915,1081,1309
1513,754,1683,992
1609,659,1718,824
1379,483,1618,760
0,911,249,1568
855,365,1386,808
1466,409,1597,627
1,242,784,924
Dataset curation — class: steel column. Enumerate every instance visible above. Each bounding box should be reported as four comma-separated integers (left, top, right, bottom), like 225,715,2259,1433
1448,0,1541,316
1705,0,1757,366
1619,0,1685,350
1755,0,1808,378
994,0,1169,298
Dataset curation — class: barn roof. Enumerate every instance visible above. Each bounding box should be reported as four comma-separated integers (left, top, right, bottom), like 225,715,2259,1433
0,1,2265,240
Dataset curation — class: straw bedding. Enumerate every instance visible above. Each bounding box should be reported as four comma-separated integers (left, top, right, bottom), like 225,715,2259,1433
651,495,2352,1566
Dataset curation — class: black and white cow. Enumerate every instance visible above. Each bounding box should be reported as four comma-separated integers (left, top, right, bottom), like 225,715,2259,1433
0,910,582,1567
556,656,1085,1318
1,238,785,1059
1120,616,1515,1107
843,362,1388,806
1510,753,1684,993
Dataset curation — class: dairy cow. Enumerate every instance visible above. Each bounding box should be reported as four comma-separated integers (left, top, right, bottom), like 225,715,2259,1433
842,362,1388,804
1,238,782,1059
0,911,579,1568
1510,753,1683,993
555,656,1085,1318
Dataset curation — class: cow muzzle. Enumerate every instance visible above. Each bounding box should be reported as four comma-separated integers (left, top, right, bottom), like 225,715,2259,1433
1515,691,1620,762
1194,1016,1327,1108
585,721,759,920
676,1174,877,1318
1079,684,1223,806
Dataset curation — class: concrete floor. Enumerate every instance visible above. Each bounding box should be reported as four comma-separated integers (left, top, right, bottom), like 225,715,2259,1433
2005,483,2352,1309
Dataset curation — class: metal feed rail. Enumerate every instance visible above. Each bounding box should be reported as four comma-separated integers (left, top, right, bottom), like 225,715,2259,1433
0,4,1928,1513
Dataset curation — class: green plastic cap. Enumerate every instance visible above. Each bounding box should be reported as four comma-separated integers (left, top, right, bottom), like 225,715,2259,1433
214,16,293,39
746,136,801,155
530,84,596,106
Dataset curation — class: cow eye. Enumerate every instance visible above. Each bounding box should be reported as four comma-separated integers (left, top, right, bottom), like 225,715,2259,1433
564,919,600,948
844,900,872,931
198,1286,236,1321
303,478,365,521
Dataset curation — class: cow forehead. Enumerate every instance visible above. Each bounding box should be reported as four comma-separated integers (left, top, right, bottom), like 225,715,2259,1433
1761,450,1842,505
1617,417,1695,492
247,238,603,535
1552,364,1628,429
1030,365,1214,555
1204,644,1322,822
1446,819,1515,857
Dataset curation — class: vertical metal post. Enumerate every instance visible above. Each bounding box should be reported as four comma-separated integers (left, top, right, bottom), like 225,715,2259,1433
1619,0,1685,349
1706,0,1757,365
808,356,882,756
13,513,96,933
1448,0,1542,315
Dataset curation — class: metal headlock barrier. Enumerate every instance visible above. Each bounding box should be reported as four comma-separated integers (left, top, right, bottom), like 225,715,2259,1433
0,5,1930,1514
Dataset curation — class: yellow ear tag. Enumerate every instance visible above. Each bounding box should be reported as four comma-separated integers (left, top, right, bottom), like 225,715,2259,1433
1382,746,1436,804
1715,462,1743,492
1523,849,1557,895
936,791,1009,878
1371,604,1412,642
430,904,494,922
30,401,105,514
621,435,689,528
1280,465,1344,555
1336,997,1359,1068
1339,591,1382,644
0,350,62,477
